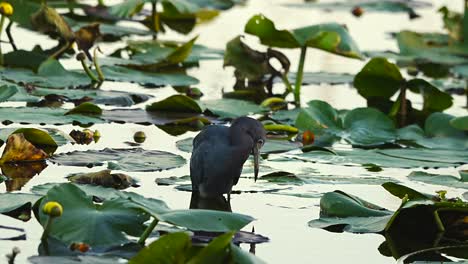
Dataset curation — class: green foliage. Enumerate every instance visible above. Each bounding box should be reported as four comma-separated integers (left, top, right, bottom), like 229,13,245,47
130,232,264,264
146,94,202,113
0,85,17,102
310,183,468,236
295,100,396,147
354,57,453,125
244,14,363,59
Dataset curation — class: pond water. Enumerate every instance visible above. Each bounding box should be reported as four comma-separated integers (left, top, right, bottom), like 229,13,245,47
0,0,467,263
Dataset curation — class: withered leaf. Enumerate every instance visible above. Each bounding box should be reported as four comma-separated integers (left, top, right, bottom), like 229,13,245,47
31,5,75,41
0,134,49,164
67,169,138,189
75,23,101,60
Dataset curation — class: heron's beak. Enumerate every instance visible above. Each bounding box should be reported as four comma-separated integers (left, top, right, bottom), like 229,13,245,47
253,142,261,182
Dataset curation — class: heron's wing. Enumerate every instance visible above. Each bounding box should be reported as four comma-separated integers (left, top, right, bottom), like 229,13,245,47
190,142,205,191
193,125,229,148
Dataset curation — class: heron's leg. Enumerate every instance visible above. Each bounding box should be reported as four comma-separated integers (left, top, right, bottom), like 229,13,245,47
227,191,231,203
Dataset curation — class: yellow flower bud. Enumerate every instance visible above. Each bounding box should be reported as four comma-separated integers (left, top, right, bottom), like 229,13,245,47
42,201,63,217
0,2,13,16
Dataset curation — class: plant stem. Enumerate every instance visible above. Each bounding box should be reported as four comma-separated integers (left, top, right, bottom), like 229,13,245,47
0,15,6,66
67,0,74,14
280,72,293,97
80,60,99,82
398,82,407,128
138,218,158,245
41,217,52,241
293,46,307,106
93,48,105,82
97,0,105,6
6,21,16,51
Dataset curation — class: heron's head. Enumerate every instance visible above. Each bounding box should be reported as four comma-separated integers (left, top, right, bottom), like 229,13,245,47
231,117,266,182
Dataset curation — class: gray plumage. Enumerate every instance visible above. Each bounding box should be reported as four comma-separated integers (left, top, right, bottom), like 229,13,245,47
190,117,266,198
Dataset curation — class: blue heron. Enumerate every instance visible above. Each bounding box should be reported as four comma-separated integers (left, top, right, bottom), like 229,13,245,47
190,116,266,201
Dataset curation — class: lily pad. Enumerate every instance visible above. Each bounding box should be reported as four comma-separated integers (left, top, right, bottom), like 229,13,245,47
126,40,223,64
129,231,263,264
308,190,393,233
0,128,65,150
0,58,92,89
65,102,102,116
31,182,123,201
395,31,468,66
38,183,149,247
295,100,396,147
101,66,198,87
146,94,202,113
285,0,431,15
450,116,468,131
156,209,254,232
0,134,49,164
0,193,41,214
291,148,468,168
311,183,468,238
288,71,355,85
354,57,404,99
0,107,103,125
397,112,468,150
103,108,210,126
201,99,266,119
7,87,151,107
176,137,299,154
408,171,468,189
244,14,363,59
0,85,18,102
50,148,186,172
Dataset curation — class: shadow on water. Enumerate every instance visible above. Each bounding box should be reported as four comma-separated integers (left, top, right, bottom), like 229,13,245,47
189,192,232,212
1,162,47,192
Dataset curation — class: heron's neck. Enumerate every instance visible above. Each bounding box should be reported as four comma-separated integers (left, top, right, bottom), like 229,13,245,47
229,125,253,150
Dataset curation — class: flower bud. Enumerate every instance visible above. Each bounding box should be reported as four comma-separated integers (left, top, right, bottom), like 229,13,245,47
42,201,63,217
134,131,146,143
76,52,86,61
0,2,13,16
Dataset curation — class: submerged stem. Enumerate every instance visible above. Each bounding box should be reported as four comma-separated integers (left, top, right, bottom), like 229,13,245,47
138,218,159,245
50,41,72,59
293,46,307,106
151,2,157,40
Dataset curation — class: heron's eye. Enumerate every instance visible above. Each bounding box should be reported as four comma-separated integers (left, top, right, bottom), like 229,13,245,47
257,139,264,147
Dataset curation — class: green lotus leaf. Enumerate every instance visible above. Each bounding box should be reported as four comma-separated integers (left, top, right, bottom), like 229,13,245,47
295,100,396,147
245,14,363,59
38,183,149,247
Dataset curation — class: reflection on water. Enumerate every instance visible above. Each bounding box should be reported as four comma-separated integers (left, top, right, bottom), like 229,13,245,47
188,192,268,254
189,192,232,212
1,162,47,192
380,228,468,262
